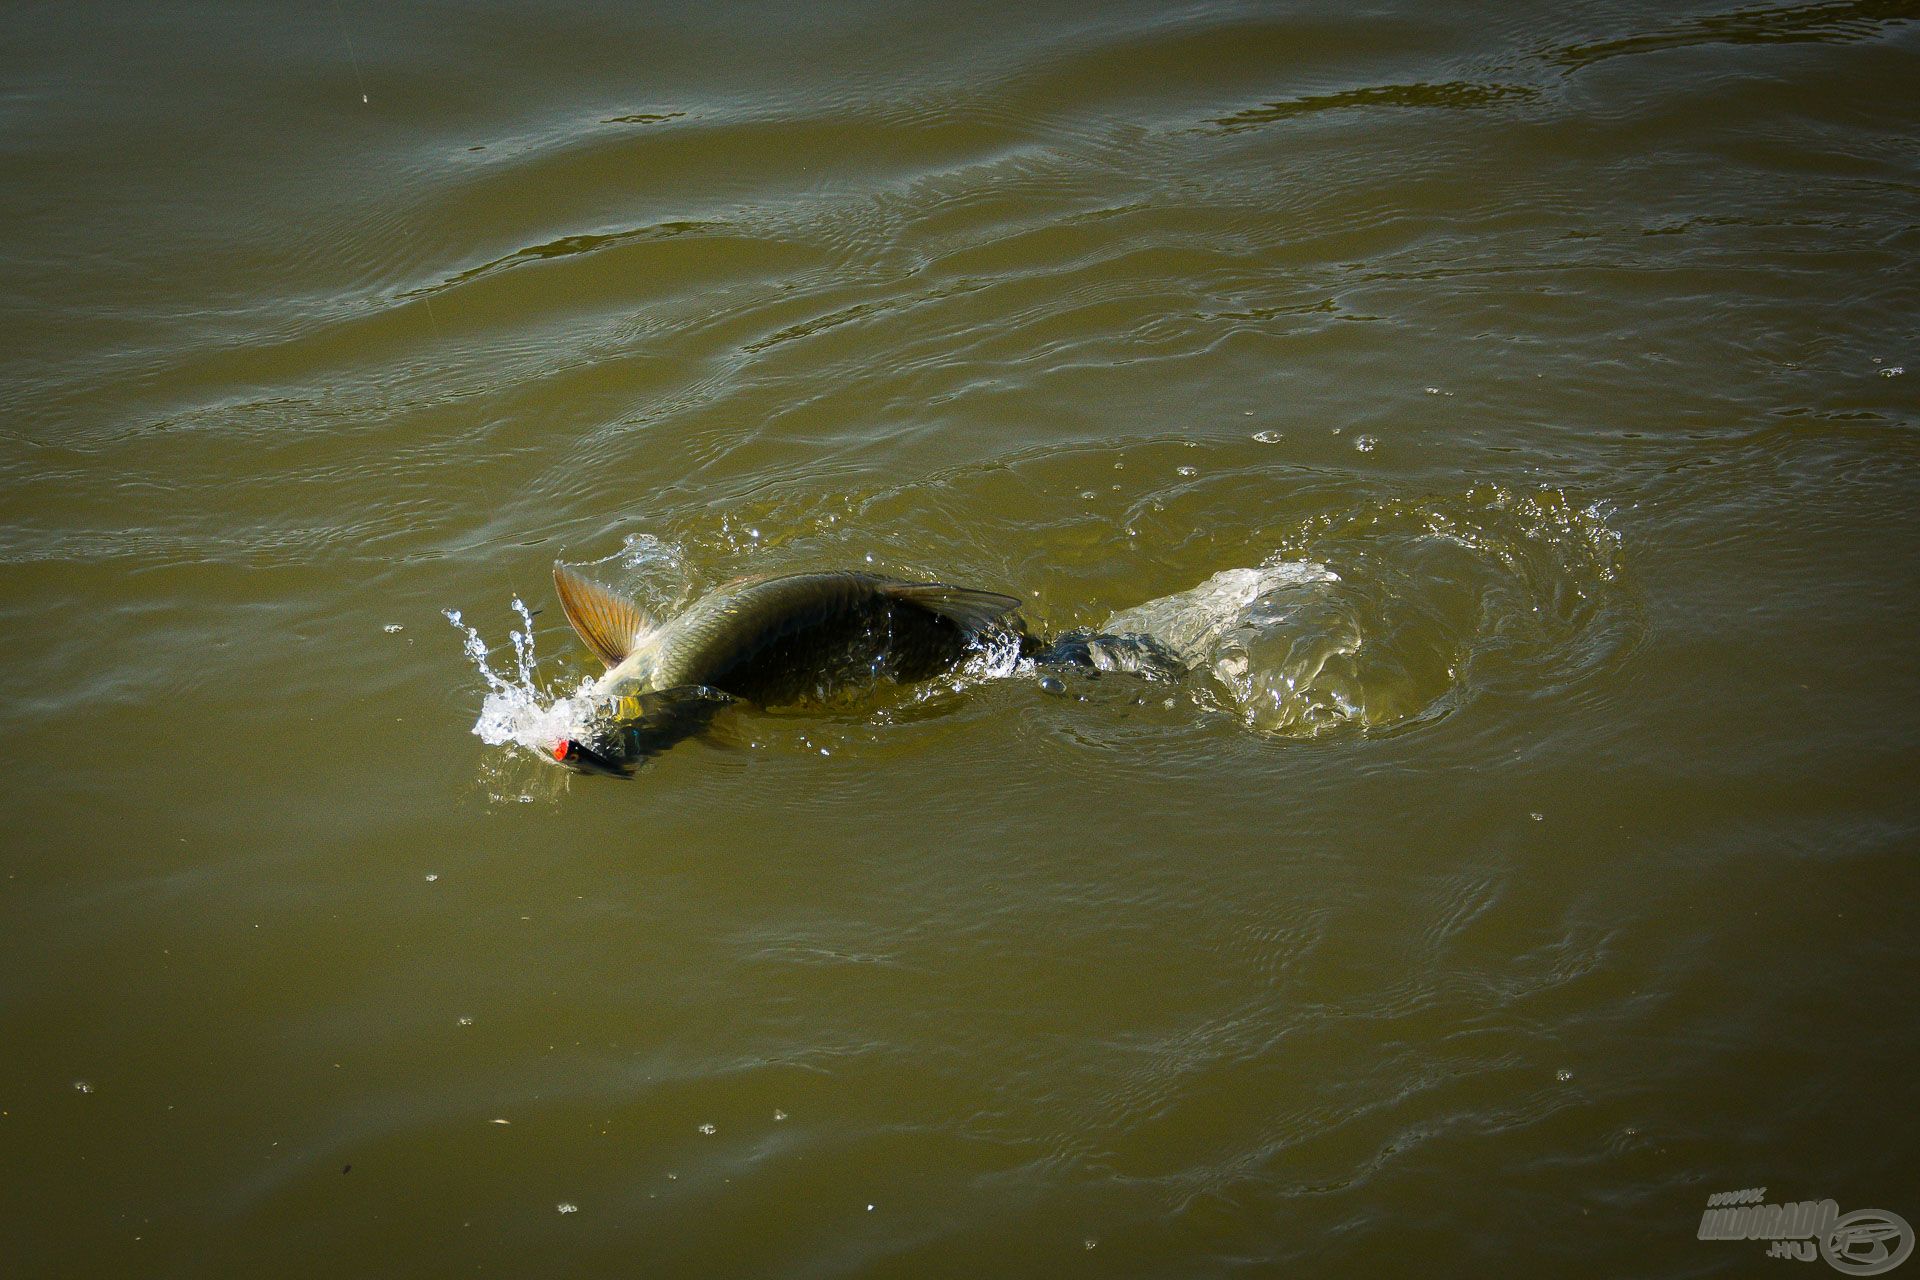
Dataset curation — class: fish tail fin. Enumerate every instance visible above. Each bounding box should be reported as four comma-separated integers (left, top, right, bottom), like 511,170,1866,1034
553,563,654,670
881,581,1021,634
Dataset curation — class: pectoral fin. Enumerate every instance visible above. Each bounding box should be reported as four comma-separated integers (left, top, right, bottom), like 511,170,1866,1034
880,581,1021,634
553,564,654,670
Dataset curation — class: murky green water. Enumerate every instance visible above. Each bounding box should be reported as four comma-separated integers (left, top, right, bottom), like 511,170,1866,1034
4,2,1918,1275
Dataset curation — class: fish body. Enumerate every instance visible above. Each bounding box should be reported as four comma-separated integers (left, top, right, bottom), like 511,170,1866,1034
604,571,1016,703
551,565,1022,771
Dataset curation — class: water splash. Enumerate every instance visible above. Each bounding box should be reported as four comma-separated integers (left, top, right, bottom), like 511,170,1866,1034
444,600,596,758
1089,486,1634,737
1100,559,1375,736
608,532,691,596
1104,561,1339,665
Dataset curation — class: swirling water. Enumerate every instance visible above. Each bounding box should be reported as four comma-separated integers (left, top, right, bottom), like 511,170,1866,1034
2,1,1917,1276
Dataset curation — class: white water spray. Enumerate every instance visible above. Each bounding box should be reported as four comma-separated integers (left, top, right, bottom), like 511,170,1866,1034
444,599,598,757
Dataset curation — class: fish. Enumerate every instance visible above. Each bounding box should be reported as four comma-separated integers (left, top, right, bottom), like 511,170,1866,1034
548,564,1026,773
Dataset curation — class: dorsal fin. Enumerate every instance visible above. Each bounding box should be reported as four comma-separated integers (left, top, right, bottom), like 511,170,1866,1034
552,563,653,670
879,581,1021,634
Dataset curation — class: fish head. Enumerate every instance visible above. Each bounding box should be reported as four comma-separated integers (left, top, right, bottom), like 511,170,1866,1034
550,736,635,778
548,684,735,777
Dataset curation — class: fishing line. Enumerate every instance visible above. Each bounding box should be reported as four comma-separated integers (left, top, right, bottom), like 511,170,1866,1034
330,0,442,336
331,0,370,105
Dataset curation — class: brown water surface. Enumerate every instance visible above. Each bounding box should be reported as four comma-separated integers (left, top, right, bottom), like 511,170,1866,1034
2,2,1918,1275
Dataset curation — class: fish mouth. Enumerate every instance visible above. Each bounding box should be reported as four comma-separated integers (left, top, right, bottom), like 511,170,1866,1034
551,737,634,778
